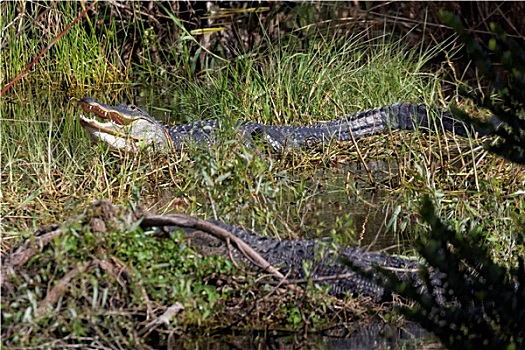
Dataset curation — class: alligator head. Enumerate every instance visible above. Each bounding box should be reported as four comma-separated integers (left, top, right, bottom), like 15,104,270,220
78,97,171,152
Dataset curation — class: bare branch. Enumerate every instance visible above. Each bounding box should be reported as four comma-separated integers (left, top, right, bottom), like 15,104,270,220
35,260,96,317
138,302,184,336
140,213,286,281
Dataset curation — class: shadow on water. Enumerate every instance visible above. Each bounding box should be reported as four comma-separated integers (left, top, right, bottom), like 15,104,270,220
255,155,414,258
290,165,406,251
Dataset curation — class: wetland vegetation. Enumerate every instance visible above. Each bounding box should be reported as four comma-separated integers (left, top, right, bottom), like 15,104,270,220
1,2,524,349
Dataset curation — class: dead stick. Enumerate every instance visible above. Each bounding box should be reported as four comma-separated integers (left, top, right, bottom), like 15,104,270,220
140,213,286,281
138,302,184,337
1,227,63,288
35,260,95,317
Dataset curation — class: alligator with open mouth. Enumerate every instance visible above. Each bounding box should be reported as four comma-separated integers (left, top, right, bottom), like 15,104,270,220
78,97,491,153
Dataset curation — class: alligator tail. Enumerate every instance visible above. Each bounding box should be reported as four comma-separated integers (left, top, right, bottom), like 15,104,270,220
246,103,490,152
332,102,489,142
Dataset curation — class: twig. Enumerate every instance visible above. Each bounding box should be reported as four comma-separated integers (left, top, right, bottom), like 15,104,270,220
138,302,184,337
140,213,286,281
1,226,63,288
35,260,96,317
348,124,376,187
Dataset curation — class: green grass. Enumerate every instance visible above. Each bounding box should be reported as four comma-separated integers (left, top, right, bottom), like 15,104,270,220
0,2,126,90
1,2,524,347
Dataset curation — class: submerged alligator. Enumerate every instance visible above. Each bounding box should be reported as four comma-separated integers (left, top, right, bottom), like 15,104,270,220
1,198,433,303
172,218,435,302
78,97,491,153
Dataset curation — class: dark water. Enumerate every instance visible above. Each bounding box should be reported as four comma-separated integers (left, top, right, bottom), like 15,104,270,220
168,322,436,349
286,162,410,251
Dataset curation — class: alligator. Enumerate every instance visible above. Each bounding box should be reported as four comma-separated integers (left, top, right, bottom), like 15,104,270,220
78,97,492,153
1,198,437,303
159,218,446,303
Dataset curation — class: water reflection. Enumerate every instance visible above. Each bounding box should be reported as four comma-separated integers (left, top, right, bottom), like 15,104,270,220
168,321,436,349
284,163,409,253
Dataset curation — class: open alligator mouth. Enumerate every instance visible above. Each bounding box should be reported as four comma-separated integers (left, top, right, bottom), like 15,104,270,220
78,97,128,139
77,97,149,141
78,97,129,125
77,97,171,152
78,115,123,137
